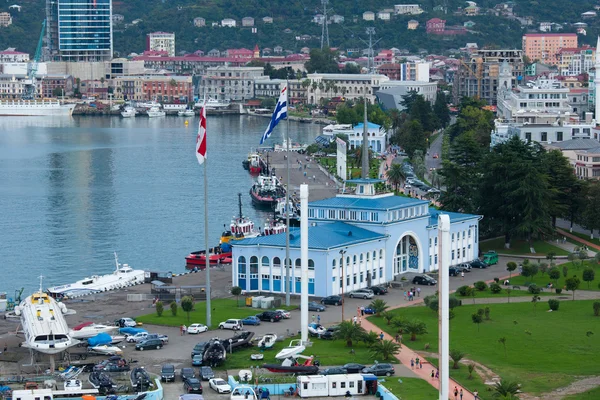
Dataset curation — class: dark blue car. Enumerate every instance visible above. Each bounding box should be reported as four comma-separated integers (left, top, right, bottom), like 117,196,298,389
241,316,261,326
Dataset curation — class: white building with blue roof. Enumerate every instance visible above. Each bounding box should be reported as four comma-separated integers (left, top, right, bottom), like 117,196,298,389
232,179,481,297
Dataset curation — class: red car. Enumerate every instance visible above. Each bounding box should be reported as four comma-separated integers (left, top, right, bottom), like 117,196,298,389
432,153,439,159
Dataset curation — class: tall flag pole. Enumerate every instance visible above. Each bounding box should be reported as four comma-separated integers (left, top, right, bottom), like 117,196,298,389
196,102,211,327
260,83,291,306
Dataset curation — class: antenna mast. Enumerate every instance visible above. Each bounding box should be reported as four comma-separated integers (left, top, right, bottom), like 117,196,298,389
320,0,331,49
359,27,381,74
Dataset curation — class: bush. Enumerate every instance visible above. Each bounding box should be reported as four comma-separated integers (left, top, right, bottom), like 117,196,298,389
474,281,488,291
155,301,164,317
170,302,178,317
477,308,485,317
489,282,502,294
528,284,541,294
548,299,560,311
449,296,462,309
457,285,472,296
493,277,500,283
484,306,491,320
555,288,562,294
423,295,436,307
427,297,439,312
594,301,600,317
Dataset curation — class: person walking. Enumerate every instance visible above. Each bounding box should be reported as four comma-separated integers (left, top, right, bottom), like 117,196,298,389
353,316,358,324
415,357,420,368
317,314,321,324
473,390,479,400
180,325,184,336
312,314,315,323
360,306,365,316
431,370,435,380
435,370,439,379
403,290,407,300
417,287,421,297
394,334,400,343
461,271,465,280
453,386,458,400
459,389,463,400
379,332,384,341
182,325,187,334
410,359,414,369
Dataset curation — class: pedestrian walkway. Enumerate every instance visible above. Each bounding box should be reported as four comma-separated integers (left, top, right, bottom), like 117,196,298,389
546,238,595,257
557,228,600,253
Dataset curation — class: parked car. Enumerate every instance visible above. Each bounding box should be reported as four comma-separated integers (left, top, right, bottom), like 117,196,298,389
135,338,163,351
449,267,459,277
275,309,291,319
362,363,395,377
343,363,366,373
218,319,243,330
241,316,261,326
192,354,203,366
321,295,343,306
146,333,169,344
191,342,209,359
199,366,215,380
302,301,326,312
348,289,374,299
183,378,203,394
161,364,176,382
126,332,148,343
115,318,136,328
412,275,437,286
256,311,282,322
187,324,209,334
319,325,339,340
308,323,326,337
321,367,347,375
456,263,472,273
209,378,232,394
181,367,196,382
362,307,376,315
469,260,488,269
368,286,388,295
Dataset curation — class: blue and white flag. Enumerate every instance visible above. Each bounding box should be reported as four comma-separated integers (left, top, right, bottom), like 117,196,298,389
260,84,287,144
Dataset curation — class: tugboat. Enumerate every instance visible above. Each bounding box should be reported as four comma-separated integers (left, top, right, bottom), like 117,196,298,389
273,198,301,227
185,194,259,269
263,219,287,236
249,175,286,210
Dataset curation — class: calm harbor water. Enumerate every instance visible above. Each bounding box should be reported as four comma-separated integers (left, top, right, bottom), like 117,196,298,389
0,115,322,294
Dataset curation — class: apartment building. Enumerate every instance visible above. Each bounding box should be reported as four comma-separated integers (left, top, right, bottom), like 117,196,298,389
305,73,390,104
147,32,175,57
201,66,264,102
522,33,578,66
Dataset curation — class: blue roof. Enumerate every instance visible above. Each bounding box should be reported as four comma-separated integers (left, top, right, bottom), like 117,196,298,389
310,194,428,211
428,208,480,226
354,122,381,130
233,221,387,250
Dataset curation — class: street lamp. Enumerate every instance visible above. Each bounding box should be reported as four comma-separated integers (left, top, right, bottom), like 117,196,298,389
339,249,347,321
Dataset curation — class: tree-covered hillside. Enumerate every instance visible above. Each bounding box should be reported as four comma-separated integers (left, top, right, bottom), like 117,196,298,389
1,0,600,58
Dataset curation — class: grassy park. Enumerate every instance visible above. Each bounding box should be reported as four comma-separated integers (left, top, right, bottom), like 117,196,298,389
378,378,438,400
369,300,600,394
479,237,569,256
453,286,554,300
508,261,600,292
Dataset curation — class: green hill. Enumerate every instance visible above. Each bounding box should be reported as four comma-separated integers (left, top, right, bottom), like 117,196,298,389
1,0,599,58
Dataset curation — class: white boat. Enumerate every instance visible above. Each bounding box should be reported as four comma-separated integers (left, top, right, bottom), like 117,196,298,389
195,98,230,109
46,252,146,298
275,339,305,360
137,100,160,109
257,333,277,349
322,123,353,137
231,385,257,400
70,323,117,339
274,138,308,152
63,379,82,391
89,345,123,355
178,109,195,117
147,106,166,117
238,369,252,383
0,99,75,117
110,335,126,345
163,103,187,111
14,277,77,355
121,106,137,118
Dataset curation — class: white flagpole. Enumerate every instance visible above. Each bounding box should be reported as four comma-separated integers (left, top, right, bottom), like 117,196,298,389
203,100,211,327
285,81,291,307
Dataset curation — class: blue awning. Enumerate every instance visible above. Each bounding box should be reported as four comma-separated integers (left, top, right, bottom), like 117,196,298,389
361,374,378,381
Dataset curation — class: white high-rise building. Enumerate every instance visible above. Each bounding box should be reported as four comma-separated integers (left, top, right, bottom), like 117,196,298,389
146,32,175,57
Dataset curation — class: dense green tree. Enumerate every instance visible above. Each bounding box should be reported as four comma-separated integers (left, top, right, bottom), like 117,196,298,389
433,91,451,128
581,181,600,239
565,276,581,300
181,296,194,322
411,150,426,180
386,163,405,192
393,120,426,158
542,150,578,228
341,63,361,74
583,268,595,289
447,98,494,147
304,48,339,73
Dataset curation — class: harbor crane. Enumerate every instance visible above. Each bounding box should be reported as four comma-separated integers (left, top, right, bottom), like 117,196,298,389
22,19,46,100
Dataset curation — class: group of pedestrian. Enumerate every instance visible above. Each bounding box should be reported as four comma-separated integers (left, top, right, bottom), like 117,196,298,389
410,357,423,370
394,333,402,343
430,369,439,379
403,287,420,301
453,386,463,400
311,314,321,324
352,315,362,325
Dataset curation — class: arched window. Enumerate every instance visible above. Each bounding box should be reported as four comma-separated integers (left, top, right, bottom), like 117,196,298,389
379,249,384,259
250,256,258,274
360,254,364,262
332,259,337,269
238,256,246,274
366,252,370,262
353,255,357,264
273,257,281,268
308,259,315,270
373,251,377,260
346,256,350,266
295,258,301,268
261,256,270,267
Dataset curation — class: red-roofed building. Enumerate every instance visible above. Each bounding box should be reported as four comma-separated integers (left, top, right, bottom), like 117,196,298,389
0,48,29,63
522,33,578,66
556,45,595,76
374,50,394,66
426,18,446,34
225,48,254,59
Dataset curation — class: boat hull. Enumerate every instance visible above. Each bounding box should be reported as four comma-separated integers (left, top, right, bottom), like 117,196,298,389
250,190,280,209
0,101,75,116
261,364,319,375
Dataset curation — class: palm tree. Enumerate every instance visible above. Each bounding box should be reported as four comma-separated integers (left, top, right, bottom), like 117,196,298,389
401,320,428,341
311,81,318,93
361,331,379,346
391,316,407,333
369,299,388,317
449,349,466,369
387,164,405,192
381,311,395,325
334,320,366,347
493,380,520,398
369,339,401,362
302,79,311,89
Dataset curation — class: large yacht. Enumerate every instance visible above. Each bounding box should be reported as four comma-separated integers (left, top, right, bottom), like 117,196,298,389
15,278,76,354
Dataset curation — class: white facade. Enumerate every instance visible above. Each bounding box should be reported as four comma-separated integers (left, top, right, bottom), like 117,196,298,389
147,32,175,57
394,4,424,15
193,17,206,27
222,18,237,27
363,11,375,21
305,73,390,104
377,11,391,20
0,49,30,63
202,66,264,101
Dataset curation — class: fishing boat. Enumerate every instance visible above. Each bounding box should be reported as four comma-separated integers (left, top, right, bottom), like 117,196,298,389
178,109,195,117
275,339,305,360
204,338,227,367
121,106,136,118
263,220,287,236
248,153,266,175
262,355,319,375
147,106,166,117
257,333,277,349
14,277,77,355
185,194,259,269
47,253,145,298
250,175,286,209
70,322,117,339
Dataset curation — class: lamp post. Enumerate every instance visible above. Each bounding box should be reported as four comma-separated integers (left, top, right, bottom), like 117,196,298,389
339,249,347,321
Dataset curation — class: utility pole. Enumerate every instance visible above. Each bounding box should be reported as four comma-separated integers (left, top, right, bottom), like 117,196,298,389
320,0,331,49
359,28,381,74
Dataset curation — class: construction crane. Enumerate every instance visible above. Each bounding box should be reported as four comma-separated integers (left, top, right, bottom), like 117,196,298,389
459,57,483,100
22,19,46,100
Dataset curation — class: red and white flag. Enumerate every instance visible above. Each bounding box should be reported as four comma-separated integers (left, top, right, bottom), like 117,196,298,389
196,105,207,165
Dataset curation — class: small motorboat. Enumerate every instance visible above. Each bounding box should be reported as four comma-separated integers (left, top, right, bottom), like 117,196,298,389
121,106,137,118
89,371,115,390
204,338,227,367
89,345,123,355
110,335,126,345
262,355,319,375
131,367,152,392
71,323,117,339
231,385,257,400
63,379,82,391
258,333,277,349
147,106,166,117
178,109,195,117
250,353,264,360
239,369,252,383
275,339,305,360
221,330,254,352
308,323,326,337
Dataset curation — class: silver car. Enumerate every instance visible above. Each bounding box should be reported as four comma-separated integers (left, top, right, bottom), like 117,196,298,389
348,289,374,299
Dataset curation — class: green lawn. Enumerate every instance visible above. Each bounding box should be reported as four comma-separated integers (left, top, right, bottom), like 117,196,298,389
368,300,600,395
454,287,554,300
566,231,600,247
426,358,490,400
563,386,600,399
509,261,600,292
378,378,438,400
136,298,296,327
212,334,396,370
479,237,569,256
